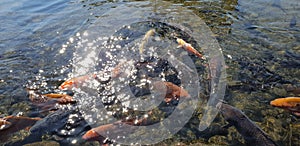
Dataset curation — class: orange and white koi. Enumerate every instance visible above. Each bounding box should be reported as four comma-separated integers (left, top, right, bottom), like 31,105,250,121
270,97,300,116
176,38,205,59
139,29,155,55
58,73,97,90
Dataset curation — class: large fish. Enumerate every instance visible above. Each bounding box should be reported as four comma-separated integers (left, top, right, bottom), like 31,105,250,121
217,102,278,146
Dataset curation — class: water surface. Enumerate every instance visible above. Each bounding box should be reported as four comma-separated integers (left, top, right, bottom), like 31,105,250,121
0,0,299,145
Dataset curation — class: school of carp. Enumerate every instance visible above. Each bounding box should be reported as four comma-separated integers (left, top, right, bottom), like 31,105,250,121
0,29,299,145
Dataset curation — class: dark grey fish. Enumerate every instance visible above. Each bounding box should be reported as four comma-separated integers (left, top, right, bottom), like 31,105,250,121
3,109,72,146
217,102,278,146
30,108,76,135
7,108,86,146
290,16,297,28
195,124,228,141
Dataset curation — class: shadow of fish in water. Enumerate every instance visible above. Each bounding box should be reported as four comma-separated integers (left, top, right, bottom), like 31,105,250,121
290,16,297,28
281,50,300,68
272,0,298,29
272,0,286,13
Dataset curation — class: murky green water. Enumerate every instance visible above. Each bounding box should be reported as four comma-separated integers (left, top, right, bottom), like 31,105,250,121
0,0,299,145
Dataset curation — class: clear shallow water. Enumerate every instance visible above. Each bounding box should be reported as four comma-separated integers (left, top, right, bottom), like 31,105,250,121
0,0,299,145
0,0,88,115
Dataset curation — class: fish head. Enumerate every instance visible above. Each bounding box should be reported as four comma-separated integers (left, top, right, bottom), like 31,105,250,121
176,38,185,46
82,128,110,144
0,119,12,130
59,79,75,90
217,102,247,125
82,129,100,141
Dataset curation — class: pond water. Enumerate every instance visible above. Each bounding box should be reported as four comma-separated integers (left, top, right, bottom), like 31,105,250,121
0,0,299,145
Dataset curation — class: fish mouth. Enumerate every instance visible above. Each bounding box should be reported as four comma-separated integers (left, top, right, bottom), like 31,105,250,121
216,100,228,110
270,100,279,107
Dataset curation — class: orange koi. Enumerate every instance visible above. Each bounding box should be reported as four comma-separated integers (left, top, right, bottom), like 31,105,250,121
82,129,99,141
164,81,190,102
59,64,125,90
59,73,97,90
82,123,114,142
82,121,125,145
43,93,68,98
153,81,190,103
270,97,300,116
270,97,300,108
28,89,75,111
82,120,140,144
42,93,74,104
176,38,205,59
